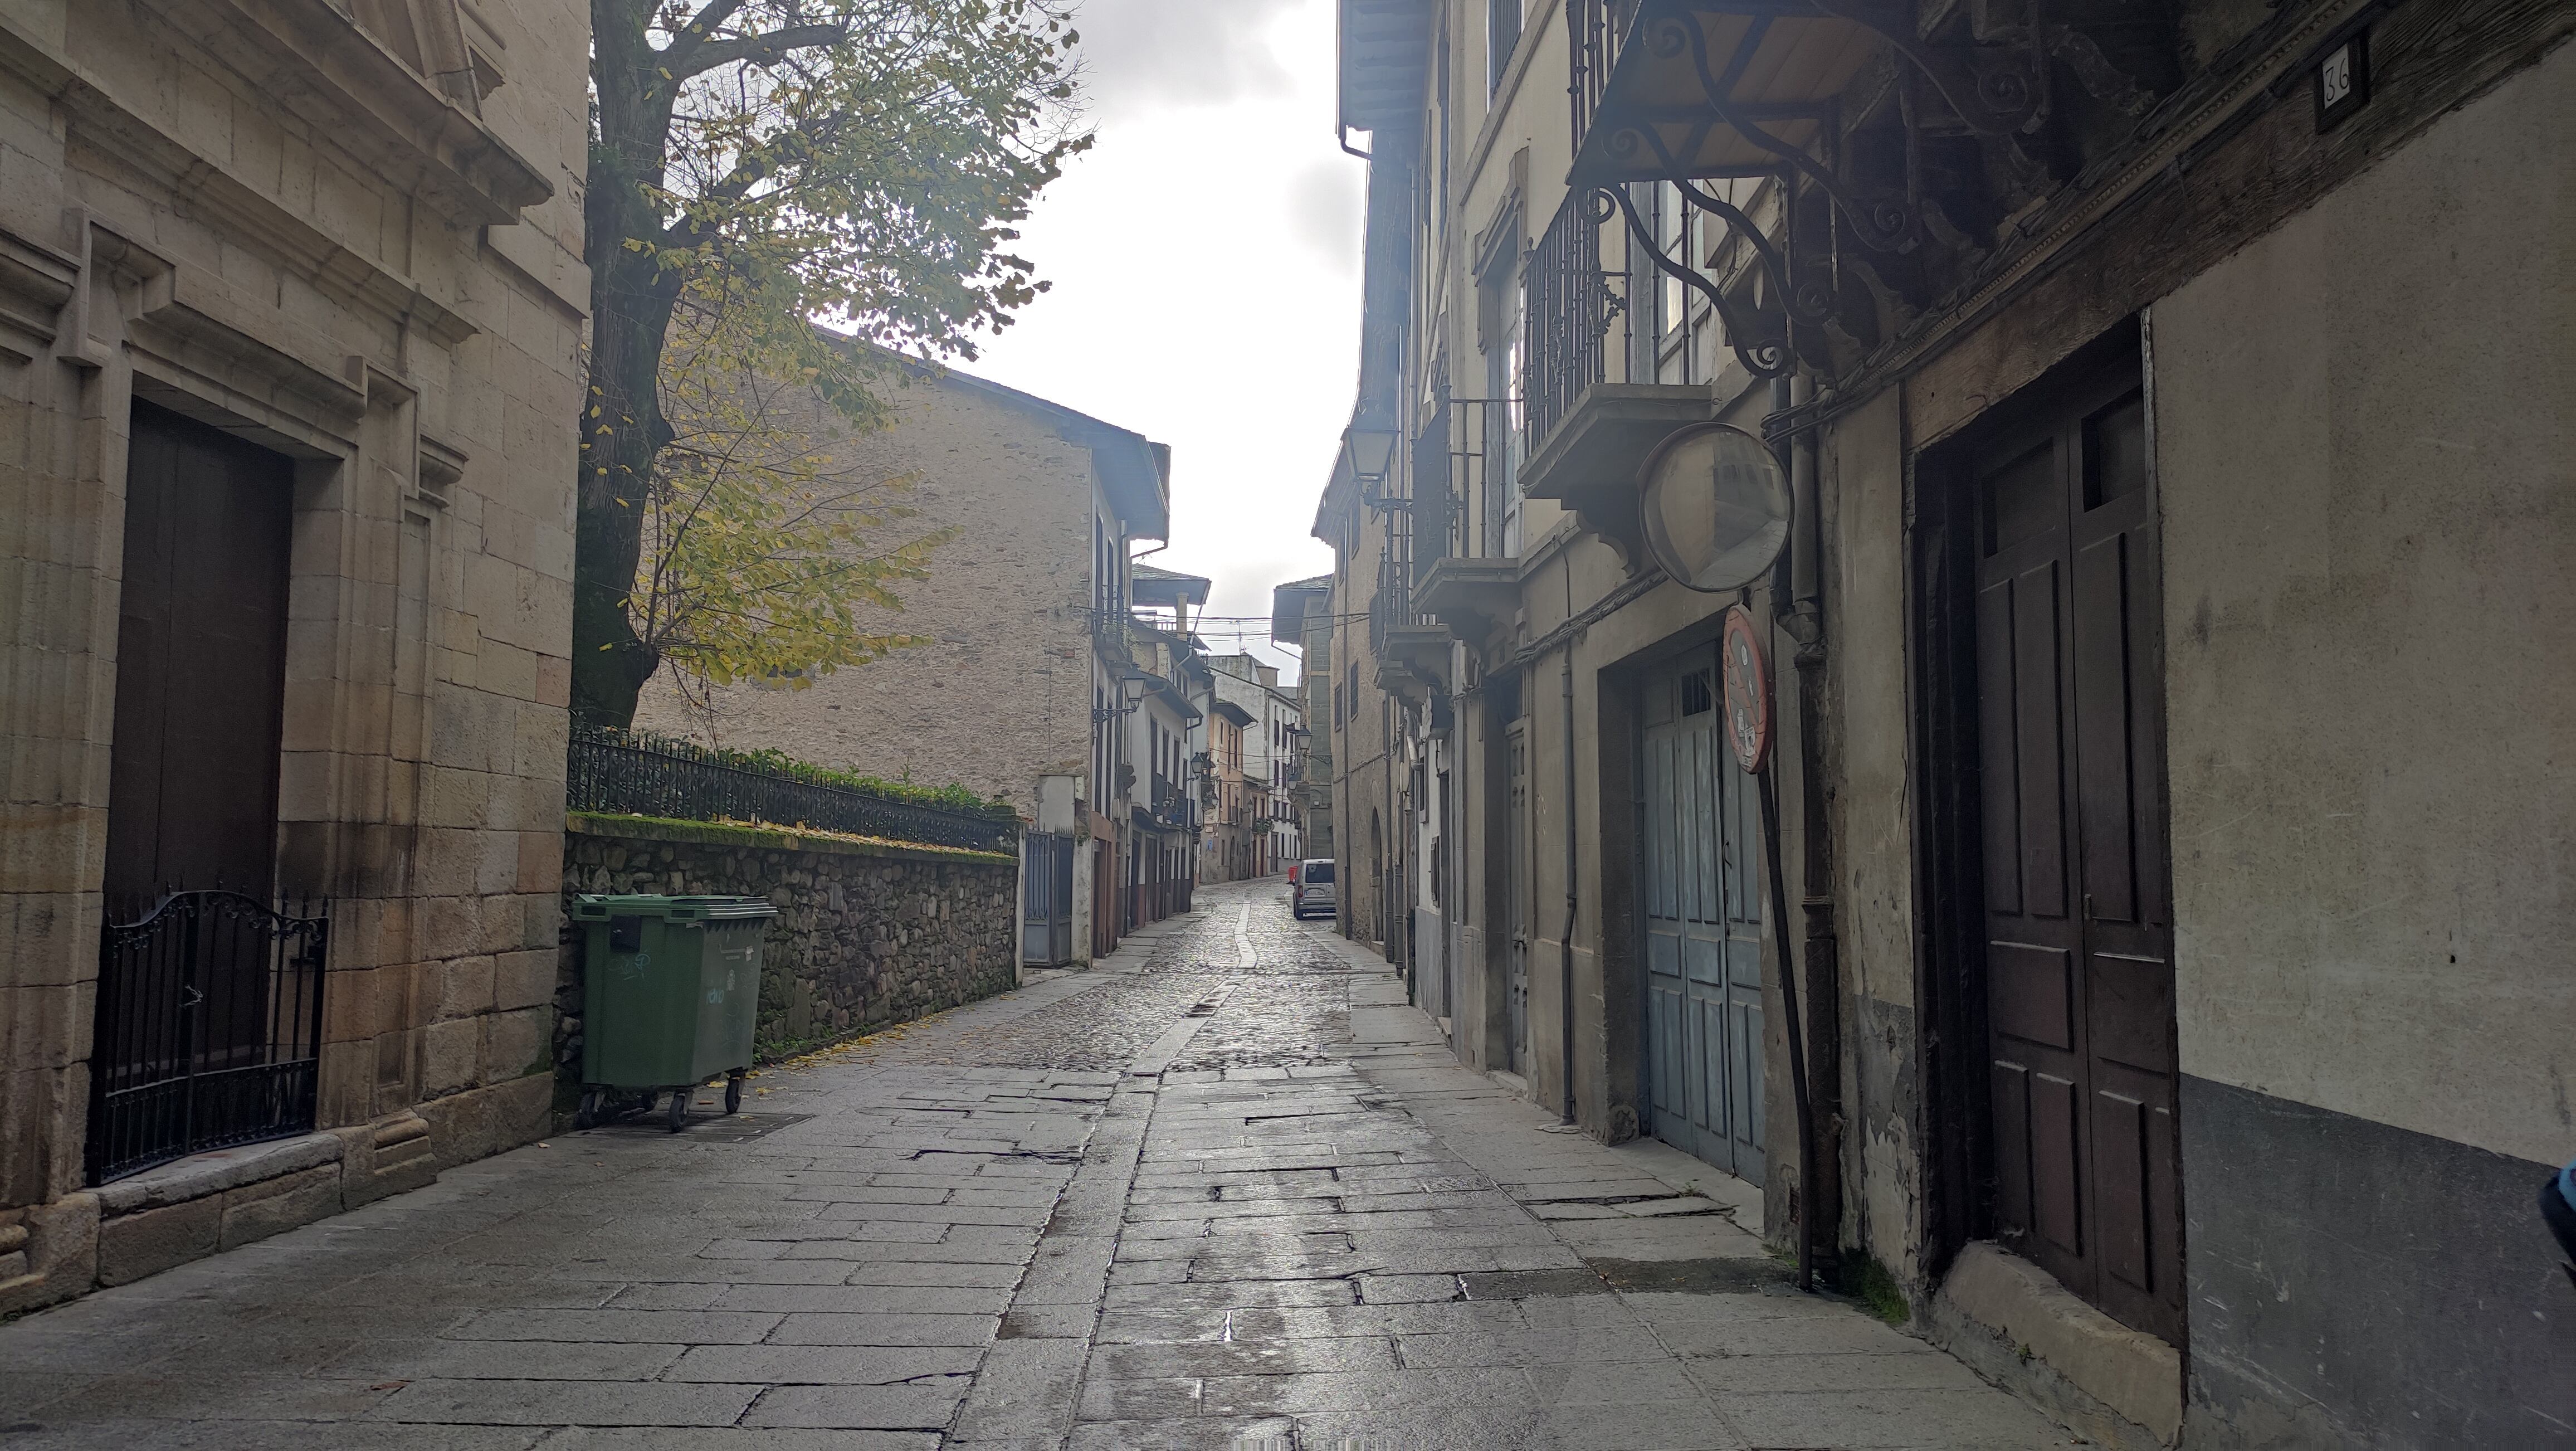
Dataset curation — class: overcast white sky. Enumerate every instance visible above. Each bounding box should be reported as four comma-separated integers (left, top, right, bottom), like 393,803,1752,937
958,0,1359,683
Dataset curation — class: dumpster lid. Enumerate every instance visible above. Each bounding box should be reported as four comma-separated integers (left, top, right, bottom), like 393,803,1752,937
570,894,780,922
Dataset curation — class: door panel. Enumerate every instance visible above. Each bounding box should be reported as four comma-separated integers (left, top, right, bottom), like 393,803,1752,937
2074,533,2140,924
2011,564,2068,921
1973,369,2183,1346
1639,651,1763,1182
1992,1059,2033,1231
2030,1070,2083,1256
2092,1084,2153,1290
1987,943,2074,1051
1975,581,2024,917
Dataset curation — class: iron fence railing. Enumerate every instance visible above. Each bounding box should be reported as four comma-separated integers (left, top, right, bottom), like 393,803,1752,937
89,890,329,1184
568,726,1019,853
1524,188,1635,452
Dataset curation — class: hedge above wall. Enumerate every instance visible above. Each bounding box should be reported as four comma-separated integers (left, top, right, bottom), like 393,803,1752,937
557,813,1019,1073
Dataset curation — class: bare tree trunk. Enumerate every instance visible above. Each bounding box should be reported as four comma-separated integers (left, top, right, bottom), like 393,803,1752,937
573,0,684,728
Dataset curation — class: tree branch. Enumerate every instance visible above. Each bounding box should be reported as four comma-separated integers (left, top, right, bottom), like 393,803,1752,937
656,0,749,79
670,23,847,82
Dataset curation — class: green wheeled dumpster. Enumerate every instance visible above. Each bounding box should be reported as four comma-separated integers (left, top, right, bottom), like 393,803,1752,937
569,894,778,1131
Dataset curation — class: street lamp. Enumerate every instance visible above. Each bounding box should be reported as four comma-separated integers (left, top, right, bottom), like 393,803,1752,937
1342,420,1400,501
1093,672,1150,723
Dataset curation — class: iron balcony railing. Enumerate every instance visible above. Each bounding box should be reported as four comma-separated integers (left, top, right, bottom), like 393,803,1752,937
1568,0,1642,159
1410,394,1518,581
568,726,1019,853
1150,778,1193,831
1523,188,1634,453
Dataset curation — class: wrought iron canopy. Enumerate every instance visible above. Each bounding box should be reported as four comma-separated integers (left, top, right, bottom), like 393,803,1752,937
1569,4,1882,192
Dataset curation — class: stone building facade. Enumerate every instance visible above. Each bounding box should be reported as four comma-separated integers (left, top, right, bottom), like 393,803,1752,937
0,0,589,1310
1316,0,2572,1445
632,361,1170,968
1206,651,1302,878
1271,576,1335,871
557,814,1016,1065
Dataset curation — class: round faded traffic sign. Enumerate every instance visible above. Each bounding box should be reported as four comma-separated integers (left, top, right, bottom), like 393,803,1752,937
1720,606,1771,775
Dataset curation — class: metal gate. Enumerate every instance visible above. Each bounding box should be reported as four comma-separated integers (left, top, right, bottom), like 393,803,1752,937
1641,652,1765,1182
88,890,329,1184
1021,832,1074,967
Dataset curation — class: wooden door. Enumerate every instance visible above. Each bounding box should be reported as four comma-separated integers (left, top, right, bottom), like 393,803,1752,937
102,403,295,1084
105,403,294,907
1974,372,2182,1343
1641,651,1765,1181
1506,721,1530,1072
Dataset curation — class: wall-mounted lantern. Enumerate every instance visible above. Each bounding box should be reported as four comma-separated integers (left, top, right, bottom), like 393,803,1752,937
1342,421,1401,501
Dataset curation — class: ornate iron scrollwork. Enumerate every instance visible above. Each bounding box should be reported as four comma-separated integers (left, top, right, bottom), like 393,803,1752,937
1613,119,1828,330
1655,13,1919,254
1807,0,2050,138
1596,186,1790,380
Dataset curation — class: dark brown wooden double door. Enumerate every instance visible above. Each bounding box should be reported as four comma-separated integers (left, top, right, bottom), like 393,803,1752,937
105,403,294,907
1973,368,2183,1343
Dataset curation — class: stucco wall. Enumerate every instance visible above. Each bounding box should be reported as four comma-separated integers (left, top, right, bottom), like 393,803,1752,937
1822,389,1923,1283
557,814,1017,1067
632,372,1095,814
2153,42,2573,1165
2154,46,2574,1448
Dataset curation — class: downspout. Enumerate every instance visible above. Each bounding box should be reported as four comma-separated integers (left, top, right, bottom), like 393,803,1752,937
1788,374,1843,1289
1559,650,1578,1124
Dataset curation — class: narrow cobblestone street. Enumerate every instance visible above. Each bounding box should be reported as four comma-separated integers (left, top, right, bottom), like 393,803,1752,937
0,878,2078,1450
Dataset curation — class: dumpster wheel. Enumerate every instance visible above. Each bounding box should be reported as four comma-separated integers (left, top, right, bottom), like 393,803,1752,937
576,1089,602,1131
666,1089,688,1133
725,1073,744,1116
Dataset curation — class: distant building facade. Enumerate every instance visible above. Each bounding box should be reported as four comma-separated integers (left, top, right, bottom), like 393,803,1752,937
1270,577,1334,874
1203,653,1303,880
633,363,1173,968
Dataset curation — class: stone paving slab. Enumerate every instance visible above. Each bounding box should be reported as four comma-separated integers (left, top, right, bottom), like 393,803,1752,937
0,880,2081,1449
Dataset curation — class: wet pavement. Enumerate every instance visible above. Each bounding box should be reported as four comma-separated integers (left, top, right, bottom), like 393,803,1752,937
0,877,2078,1449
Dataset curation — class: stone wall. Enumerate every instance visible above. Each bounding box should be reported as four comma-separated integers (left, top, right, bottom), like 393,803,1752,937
557,814,1019,1071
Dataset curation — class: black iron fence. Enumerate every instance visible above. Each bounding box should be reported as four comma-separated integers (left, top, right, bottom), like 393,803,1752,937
89,891,329,1184
568,726,1019,853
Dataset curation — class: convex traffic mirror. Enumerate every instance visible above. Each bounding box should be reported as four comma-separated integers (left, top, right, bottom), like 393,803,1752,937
1637,422,1790,593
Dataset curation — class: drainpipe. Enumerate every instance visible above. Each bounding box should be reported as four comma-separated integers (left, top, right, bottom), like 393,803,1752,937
1772,372,1842,1288
1791,377,1842,1288
1559,652,1578,1124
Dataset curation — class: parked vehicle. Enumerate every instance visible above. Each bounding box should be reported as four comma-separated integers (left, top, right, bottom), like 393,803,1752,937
1290,859,1336,920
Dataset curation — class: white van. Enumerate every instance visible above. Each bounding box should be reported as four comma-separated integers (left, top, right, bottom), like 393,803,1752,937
1290,859,1337,920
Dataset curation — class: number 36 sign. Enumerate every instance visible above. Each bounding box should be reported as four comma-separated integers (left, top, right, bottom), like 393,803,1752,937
1720,606,1771,775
